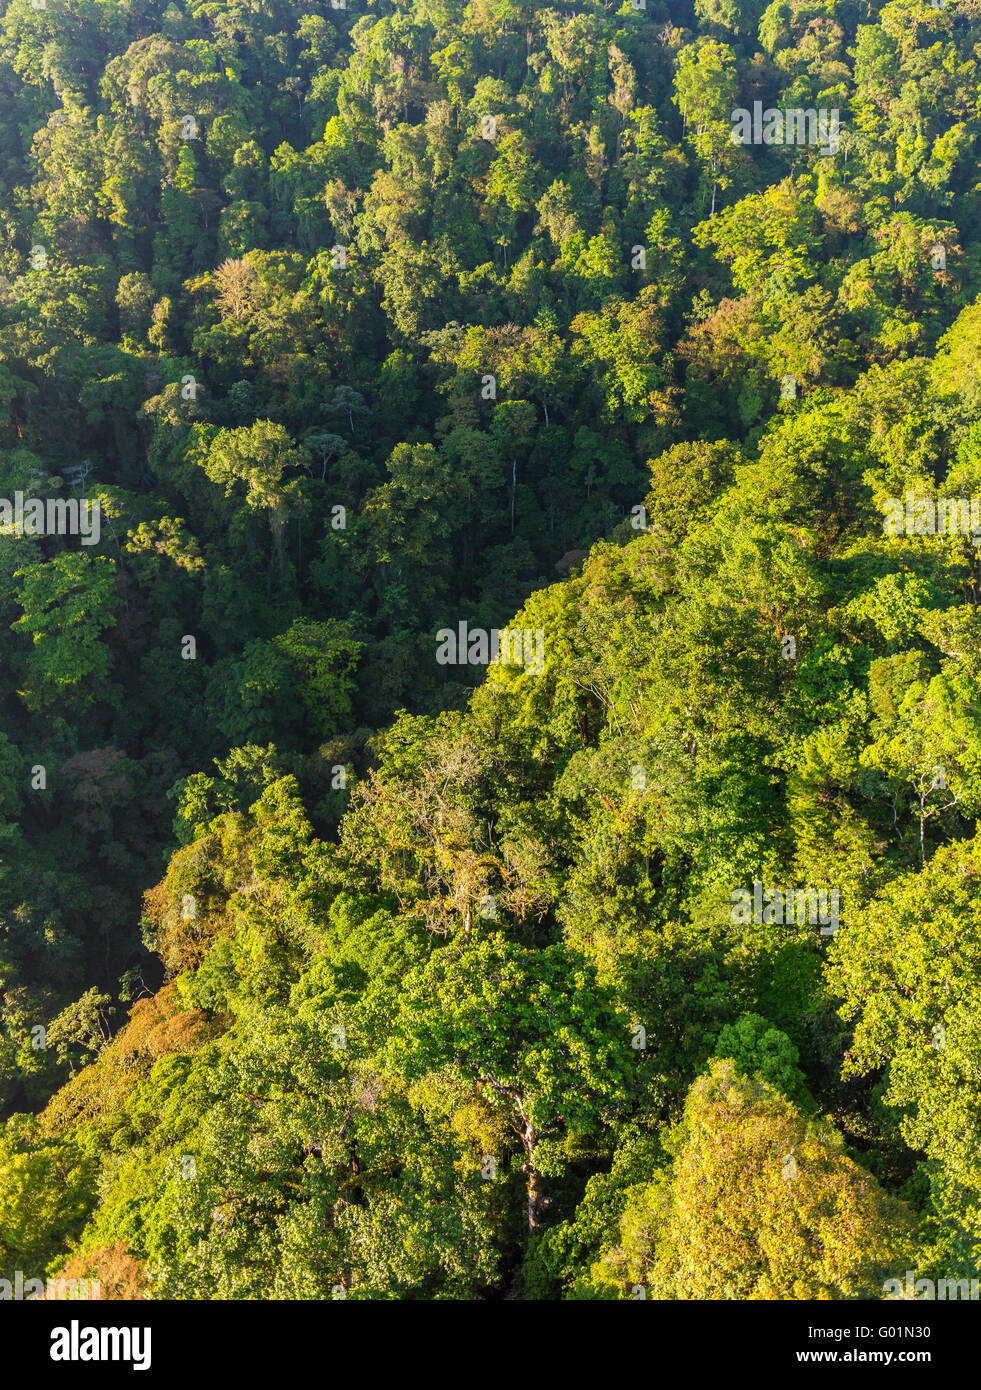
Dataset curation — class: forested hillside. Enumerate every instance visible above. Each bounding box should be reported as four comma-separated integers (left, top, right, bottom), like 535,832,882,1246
2,0,981,1300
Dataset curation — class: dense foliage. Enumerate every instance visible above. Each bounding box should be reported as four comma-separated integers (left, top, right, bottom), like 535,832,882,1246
2,0,981,1298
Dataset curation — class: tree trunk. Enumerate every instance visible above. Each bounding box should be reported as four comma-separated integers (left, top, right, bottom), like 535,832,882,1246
269,503,287,584
524,1159,544,1233
521,1122,544,1234
483,1075,544,1235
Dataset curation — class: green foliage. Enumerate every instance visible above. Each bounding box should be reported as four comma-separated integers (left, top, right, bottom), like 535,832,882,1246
583,1061,917,1300
1,0,981,1304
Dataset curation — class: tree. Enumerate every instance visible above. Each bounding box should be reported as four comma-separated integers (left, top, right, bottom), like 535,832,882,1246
382,936,632,1234
672,38,743,214
589,1060,916,1299
272,618,363,742
12,553,119,714
211,257,259,320
321,384,368,436
829,834,981,1274
199,422,308,584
